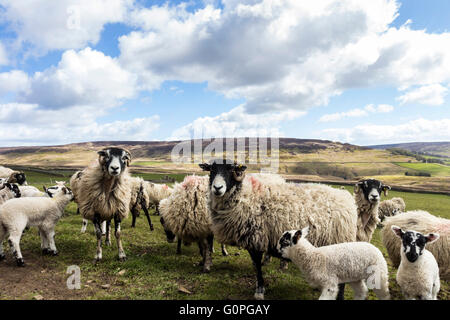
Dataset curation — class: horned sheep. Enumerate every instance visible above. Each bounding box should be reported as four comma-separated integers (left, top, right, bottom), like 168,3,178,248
278,227,390,300
76,147,133,261
200,160,359,299
354,179,391,242
382,210,450,281
0,187,73,266
391,225,440,300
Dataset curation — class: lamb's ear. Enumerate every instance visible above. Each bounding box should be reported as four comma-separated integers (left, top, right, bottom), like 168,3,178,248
382,184,391,196
43,186,47,192
62,187,68,194
391,225,404,238
425,233,440,244
301,226,310,238
199,163,211,171
292,230,302,244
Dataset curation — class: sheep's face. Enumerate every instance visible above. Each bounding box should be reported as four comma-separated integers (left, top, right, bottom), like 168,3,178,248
391,226,439,263
160,217,176,243
9,172,27,185
5,183,21,198
44,184,66,198
199,160,247,197
61,186,74,201
98,148,131,177
355,179,390,203
277,227,309,259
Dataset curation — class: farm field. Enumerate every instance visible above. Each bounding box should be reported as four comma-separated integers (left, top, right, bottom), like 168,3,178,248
394,162,450,177
0,170,448,300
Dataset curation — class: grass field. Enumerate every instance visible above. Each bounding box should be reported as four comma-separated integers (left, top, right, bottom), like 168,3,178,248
394,162,450,177
0,171,448,300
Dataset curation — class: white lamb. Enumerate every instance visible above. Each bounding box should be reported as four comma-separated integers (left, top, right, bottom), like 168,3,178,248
277,227,390,300
0,187,74,266
391,225,440,300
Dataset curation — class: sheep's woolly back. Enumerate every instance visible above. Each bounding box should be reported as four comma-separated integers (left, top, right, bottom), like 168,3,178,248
159,175,211,242
77,161,132,221
146,182,173,206
0,166,14,178
378,197,406,221
354,189,379,242
129,176,145,211
382,210,450,280
209,177,358,252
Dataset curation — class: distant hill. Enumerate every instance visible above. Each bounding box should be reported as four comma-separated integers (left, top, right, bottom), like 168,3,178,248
368,142,450,157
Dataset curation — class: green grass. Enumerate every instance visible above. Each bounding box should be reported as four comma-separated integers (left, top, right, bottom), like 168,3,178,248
1,173,448,300
394,162,450,177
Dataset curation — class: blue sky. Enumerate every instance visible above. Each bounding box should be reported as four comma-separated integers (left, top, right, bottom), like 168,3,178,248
0,0,449,146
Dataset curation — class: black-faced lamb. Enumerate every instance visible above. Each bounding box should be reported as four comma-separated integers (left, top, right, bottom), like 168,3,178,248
354,178,391,242
0,183,21,204
382,210,449,280
0,187,73,266
391,226,440,300
0,167,27,186
200,160,359,299
76,147,132,261
277,227,390,300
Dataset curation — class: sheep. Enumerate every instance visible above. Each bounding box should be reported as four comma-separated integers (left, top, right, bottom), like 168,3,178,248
0,187,74,266
76,147,132,261
382,210,450,281
277,227,390,300
71,170,107,235
159,175,228,272
0,168,27,186
354,178,391,242
199,160,359,299
391,226,440,300
0,183,21,205
378,197,406,222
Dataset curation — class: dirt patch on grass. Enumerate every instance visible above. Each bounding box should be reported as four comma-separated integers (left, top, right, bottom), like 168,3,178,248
0,253,94,300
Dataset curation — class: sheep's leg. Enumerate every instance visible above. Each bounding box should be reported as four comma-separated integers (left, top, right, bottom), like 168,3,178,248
8,232,24,267
349,281,368,300
46,229,58,255
105,220,111,246
141,200,154,231
319,285,339,300
203,235,214,273
114,213,126,261
39,227,50,255
373,278,390,300
176,238,182,255
131,208,137,228
101,221,107,236
93,215,103,262
81,218,88,233
248,249,265,300
337,283,346,300
197,241,205,266
262,253,272,266
0,224,6,260
221,244,229,257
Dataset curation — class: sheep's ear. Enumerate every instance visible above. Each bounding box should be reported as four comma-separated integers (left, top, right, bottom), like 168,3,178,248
234,163,247,172
382,184,391,196
199,163,211,171
301,226,310,238
292,230,302,244
62,187,68,194
123,151,132,167
43,186,47,192
425,233,440,244
98,150,107,165
354,181,363,193
391,225,404,238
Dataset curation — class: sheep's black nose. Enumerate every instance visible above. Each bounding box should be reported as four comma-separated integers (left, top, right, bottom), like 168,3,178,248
214,185,223,191
111,166,119,171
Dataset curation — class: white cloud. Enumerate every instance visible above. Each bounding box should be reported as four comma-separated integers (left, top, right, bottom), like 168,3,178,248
0,70,30,96
319,104,394,122
396,84,448,106
0,0,133,54
0,42,8,65
169,105,305,140
0,103,160,146
20,48,137,109
320,118,450,145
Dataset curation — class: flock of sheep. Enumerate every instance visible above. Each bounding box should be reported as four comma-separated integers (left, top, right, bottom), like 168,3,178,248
0,146,448,300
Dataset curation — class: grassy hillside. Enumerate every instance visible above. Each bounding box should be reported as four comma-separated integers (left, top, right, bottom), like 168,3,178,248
394,162,450,177
0,170,448,300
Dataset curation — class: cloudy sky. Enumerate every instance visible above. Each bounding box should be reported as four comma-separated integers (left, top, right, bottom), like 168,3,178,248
0,0,449,146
